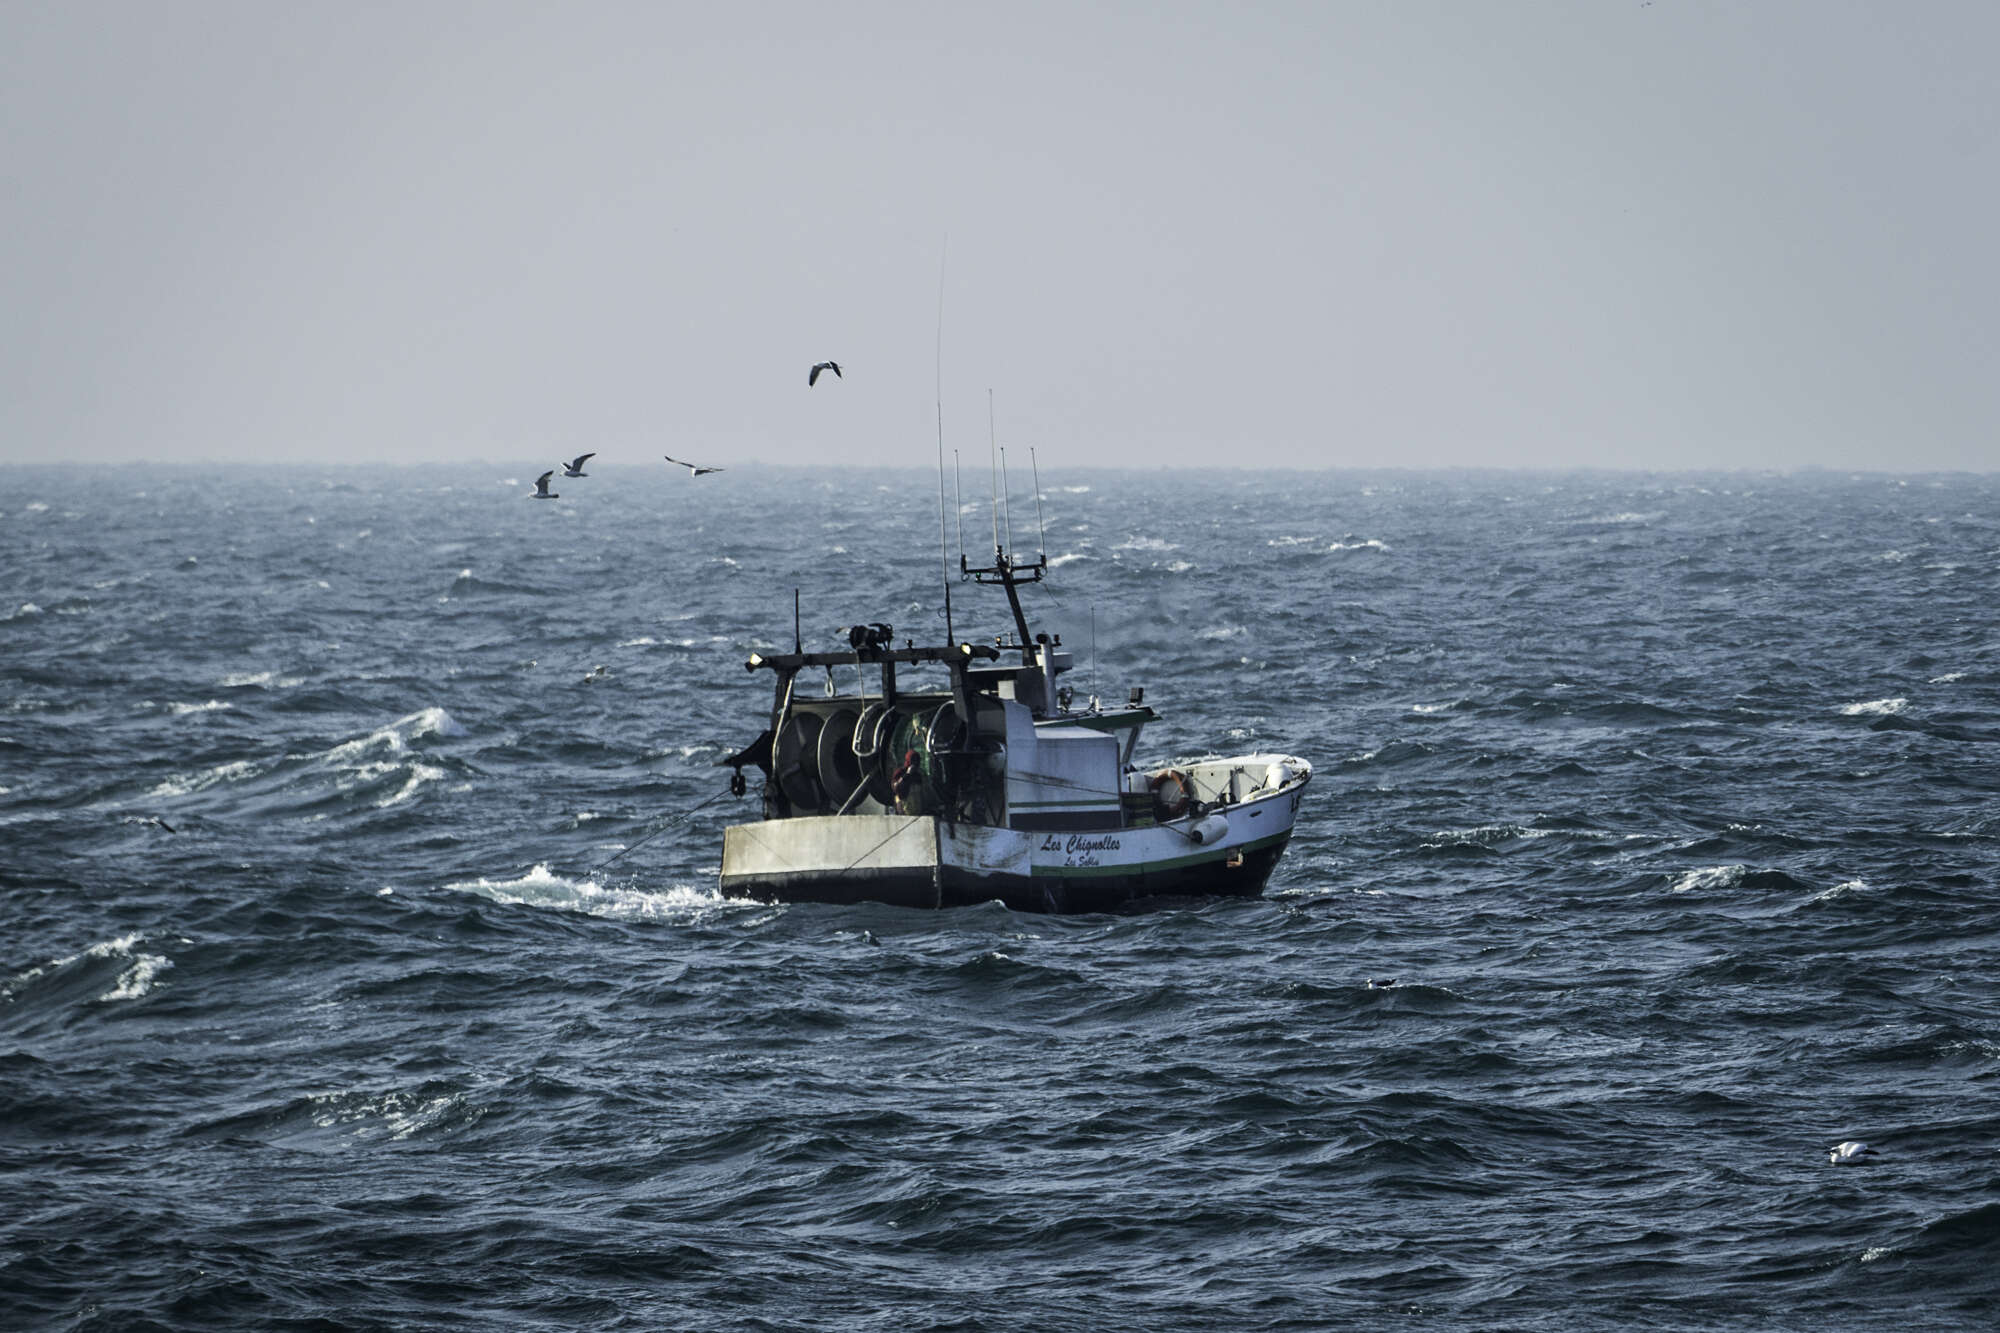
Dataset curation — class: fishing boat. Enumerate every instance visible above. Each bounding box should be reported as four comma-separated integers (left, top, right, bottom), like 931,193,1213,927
715,534,1312,913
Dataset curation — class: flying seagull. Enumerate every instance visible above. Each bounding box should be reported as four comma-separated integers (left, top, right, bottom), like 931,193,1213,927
664,454,724,476
808,360,842,387
1828,1141,1878,1165
561,453,595,477
530,470,560,499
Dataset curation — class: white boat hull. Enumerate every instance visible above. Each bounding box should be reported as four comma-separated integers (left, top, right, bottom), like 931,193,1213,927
721,757,1309,913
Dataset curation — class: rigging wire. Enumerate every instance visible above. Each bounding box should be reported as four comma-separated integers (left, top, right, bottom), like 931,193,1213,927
585,787,734,875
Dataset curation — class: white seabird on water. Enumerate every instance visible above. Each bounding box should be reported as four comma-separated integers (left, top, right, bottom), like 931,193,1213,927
561,453,595,477
530,471,560,499
663,454,724,476
1828,1140,1878,1165
808,360,842,387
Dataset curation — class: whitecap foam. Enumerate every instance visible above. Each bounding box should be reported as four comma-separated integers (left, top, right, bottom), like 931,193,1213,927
1669,865,1744,893
3,933,171,1003
1047,552,1090,568
1113,536,1175,552
620,636,658,647
1839,697,1907,717
1809,879,1868,902
100,952,173,1002
168,699,232,716
441,863,751,923
5,602,43,621
25,501,49,513
1327,538,1389,552
1411,700,1459,715
1586,511,1665,525
1423,824,1557,850
1198,625,1247,642
373,762,446,808
328,707,465,760
305,1088,461,1141
1265,536,1318,547
220,669,303,688
1879,550,1910,563
148,757,258,798
1929,672,1965,684
1165,559,1196,573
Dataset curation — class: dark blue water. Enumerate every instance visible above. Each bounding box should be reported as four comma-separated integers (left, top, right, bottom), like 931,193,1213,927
5,465,1998,1330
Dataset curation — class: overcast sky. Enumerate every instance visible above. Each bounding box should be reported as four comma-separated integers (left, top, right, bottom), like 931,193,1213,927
3,1,1994,471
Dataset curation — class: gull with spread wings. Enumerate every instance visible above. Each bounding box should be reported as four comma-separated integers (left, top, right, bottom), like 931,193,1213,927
664,454,725,476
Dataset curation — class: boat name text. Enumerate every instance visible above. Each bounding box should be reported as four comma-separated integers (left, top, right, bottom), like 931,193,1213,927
1041,832,1123,864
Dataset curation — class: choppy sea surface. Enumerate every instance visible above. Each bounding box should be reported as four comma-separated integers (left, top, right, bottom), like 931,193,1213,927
4,464,1998,1330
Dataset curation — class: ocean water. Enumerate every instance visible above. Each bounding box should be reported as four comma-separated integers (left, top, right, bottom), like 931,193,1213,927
4,464,1998,1330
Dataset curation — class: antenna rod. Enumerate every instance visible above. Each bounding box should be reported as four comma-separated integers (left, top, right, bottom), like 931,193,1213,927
1030,447,1048,565
794,588,802,654
953,449,965,571
1000,446,1016,558
988,390,1002,558
1091,604,1098,706
936,238,953,643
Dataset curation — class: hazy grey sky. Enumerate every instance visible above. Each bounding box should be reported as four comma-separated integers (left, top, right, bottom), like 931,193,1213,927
3,1,1995,470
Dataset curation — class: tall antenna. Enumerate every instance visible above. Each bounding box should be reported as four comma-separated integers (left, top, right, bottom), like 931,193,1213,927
935,238,953,643
1030,447,1048,565
953,449,965,570
1000,446,1016,557
987,394,1002,557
